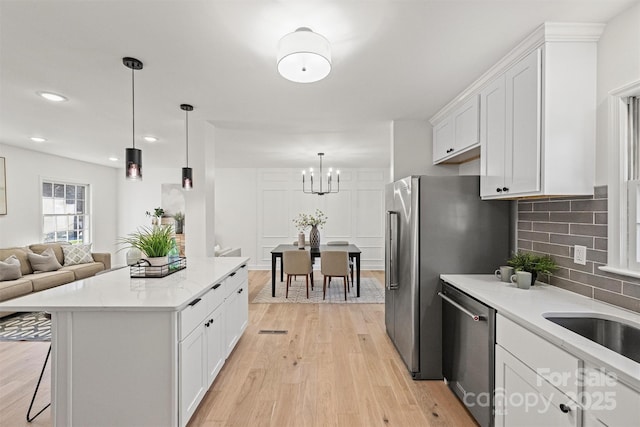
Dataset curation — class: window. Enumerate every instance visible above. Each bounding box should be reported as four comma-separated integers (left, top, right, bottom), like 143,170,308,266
42,180,90,243
602,82,640,278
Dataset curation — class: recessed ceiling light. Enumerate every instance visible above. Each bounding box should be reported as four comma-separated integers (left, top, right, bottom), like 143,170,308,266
144,136,158,143
37,91,68,102
108,156,119,162
30,137,47,142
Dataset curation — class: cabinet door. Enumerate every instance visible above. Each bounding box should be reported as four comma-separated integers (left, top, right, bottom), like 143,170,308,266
495,345,580,427
224,289,240,358
505,48,541,195
205,307,225,387
433,118,454,162
480,75,507,198
237,280,249,335
581,365,640,427
179,325,207,427
453,95,479,152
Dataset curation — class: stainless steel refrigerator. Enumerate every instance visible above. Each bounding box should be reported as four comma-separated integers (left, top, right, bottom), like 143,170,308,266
384,175,510,380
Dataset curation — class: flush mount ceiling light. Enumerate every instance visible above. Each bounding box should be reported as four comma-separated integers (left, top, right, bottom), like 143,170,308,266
277,27,331,83
302,153,339,195
108,156,119,162
144,136,158,143
30,137,47,143
37,91,67,102
180,104,194,190
123,57,143,181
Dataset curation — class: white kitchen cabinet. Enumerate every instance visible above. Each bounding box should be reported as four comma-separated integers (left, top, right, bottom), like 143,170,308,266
224,265,249,357
495,314,582,426
480,74,507,196
432,95,480,164
581,363,640,427
178,263,249,426
481,48,542,198
495,345,581,427
205,306,225,386
479,27,600,199
179,322,208,427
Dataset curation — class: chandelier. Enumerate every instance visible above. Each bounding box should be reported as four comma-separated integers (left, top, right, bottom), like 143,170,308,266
302,153,339,195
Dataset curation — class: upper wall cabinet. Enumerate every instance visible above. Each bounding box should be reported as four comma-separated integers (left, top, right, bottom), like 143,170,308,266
431,22,604,199
432,95,480,164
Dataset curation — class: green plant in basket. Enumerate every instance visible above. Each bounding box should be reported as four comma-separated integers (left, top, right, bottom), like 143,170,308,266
118,224,174,257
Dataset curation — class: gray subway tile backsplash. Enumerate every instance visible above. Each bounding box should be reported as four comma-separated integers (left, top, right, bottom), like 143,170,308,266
516,186,640,313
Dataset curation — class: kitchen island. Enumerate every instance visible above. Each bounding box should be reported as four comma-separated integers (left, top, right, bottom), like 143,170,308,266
0,256,249,427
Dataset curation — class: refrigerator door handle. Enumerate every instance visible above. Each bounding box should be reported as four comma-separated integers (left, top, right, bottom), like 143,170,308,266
438,292,485,321
386,211,399,290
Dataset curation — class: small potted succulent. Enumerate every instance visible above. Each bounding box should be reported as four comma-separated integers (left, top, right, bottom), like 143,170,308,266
118,224,174,266
507,251,558,286
173,211,185,234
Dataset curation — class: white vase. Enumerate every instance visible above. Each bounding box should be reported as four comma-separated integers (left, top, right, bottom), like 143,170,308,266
297,232,306,248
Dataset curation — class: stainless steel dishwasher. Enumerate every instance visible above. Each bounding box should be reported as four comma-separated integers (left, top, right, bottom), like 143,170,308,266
439,280,495,427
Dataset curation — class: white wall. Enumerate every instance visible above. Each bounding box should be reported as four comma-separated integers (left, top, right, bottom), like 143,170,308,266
391,120,460,180
0,144,118,254
596,2,640,185
215,167,388,270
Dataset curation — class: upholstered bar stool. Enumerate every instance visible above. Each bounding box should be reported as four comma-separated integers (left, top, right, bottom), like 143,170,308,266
283,250,313,298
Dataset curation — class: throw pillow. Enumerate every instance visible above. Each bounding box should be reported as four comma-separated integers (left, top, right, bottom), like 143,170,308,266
62,244,94,266
28,247,62,273
0,255,22,281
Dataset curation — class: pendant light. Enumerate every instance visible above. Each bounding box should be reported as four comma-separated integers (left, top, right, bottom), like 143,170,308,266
123,57,143,181
180,104,194,190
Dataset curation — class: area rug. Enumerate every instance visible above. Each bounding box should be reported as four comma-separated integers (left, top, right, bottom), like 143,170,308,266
0,312,51,341
252,277,385,304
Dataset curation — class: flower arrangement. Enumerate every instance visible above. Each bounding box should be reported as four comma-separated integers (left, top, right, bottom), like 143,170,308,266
293,209,327,231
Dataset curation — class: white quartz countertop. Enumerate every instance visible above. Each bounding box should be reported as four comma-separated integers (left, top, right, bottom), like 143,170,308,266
0,257,249,312
440,274,640,391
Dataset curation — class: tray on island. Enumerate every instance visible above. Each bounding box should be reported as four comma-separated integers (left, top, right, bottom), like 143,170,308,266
130,257,187,278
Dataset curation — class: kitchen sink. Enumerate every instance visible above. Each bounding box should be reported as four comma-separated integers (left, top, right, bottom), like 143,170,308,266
543,313,640,364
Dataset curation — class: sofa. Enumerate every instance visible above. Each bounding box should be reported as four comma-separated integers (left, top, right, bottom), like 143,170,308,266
0,242,111,318
214,244,241,257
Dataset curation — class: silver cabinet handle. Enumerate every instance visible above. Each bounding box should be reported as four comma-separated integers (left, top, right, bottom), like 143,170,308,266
385,211,399,290
438,292,484,321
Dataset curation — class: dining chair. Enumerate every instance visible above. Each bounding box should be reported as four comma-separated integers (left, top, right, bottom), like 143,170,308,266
326,241,354,286
320,251,350,301
283,250,313,298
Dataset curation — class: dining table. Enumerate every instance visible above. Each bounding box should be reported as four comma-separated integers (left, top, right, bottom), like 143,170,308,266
270,244,362,297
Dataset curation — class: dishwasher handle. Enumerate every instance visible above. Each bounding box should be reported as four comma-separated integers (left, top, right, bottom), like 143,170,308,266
438,292,484,322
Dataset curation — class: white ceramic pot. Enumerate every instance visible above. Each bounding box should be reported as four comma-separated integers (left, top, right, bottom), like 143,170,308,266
146,256,168,266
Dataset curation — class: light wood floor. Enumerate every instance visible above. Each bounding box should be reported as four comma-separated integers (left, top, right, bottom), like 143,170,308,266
0,270,476,427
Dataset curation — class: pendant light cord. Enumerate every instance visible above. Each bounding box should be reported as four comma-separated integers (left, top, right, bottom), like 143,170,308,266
185,109,189,167
131,67,136,150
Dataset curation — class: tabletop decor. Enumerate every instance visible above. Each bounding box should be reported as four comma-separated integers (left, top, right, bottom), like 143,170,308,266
293,209,327,248
118,224,175,266
145,207,165,225
507,251,558,286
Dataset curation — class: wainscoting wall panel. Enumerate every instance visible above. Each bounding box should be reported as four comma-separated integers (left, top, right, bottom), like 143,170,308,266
216,167,388,270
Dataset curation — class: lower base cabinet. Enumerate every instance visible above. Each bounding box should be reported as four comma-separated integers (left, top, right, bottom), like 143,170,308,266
495,314,640,427
495,345,581,427
179,264,248,427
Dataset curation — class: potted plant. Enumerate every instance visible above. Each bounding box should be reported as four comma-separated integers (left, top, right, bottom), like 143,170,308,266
118,224,174,266
507,251,558,285
145,207,165,225
173,212,185,234
293,209,327,248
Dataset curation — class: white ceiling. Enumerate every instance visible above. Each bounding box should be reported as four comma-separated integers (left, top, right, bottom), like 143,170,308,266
0,0,636,170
